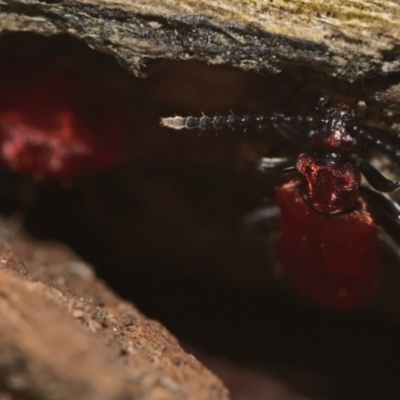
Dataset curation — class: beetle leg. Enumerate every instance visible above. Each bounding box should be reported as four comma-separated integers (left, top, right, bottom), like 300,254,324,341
244,205,282,276
257,157,297,174
360,186,400,227
377,229,400,308
359,161,400,192
379,229,400,261
244,205,280,230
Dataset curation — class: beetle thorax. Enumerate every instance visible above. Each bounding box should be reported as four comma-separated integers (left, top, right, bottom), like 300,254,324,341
309,105,356,153
296,152,361,214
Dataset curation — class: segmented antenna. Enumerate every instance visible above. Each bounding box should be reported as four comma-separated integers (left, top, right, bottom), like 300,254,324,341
160,114,313,130
351,125,400,160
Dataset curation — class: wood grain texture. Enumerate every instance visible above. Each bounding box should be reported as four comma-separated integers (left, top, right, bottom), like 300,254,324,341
1,0,400,80
0,225,229,400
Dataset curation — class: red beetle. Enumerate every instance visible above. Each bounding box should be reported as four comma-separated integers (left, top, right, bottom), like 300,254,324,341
161,97,400,309
0,56,120,179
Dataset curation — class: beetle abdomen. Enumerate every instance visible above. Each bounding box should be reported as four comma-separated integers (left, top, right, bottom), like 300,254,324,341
277,181,381,309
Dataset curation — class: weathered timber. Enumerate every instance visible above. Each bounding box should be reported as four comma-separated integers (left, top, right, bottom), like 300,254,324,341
0,222,229,400
0,0,399,81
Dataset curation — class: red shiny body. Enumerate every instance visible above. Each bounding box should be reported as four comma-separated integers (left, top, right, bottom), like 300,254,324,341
0,58,119,179
276,149,382,308
277,180,381,308
163,100,400,308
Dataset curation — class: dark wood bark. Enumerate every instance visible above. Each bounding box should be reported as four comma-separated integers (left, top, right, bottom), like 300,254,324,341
1,0,400,82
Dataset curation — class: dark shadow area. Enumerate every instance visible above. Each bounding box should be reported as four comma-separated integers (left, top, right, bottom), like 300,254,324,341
1,32,400,400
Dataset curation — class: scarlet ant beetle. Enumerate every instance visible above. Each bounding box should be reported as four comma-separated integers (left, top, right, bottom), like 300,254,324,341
161,96,400,309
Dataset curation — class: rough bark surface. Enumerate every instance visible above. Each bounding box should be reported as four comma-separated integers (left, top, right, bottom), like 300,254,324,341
1,0,400,81
0,219,229,400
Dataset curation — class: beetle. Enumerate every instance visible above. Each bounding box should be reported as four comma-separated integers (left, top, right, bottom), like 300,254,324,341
161,97,400,309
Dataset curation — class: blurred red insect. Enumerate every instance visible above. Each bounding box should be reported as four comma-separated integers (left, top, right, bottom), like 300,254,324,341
0,56,119,179
161,97,400,309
